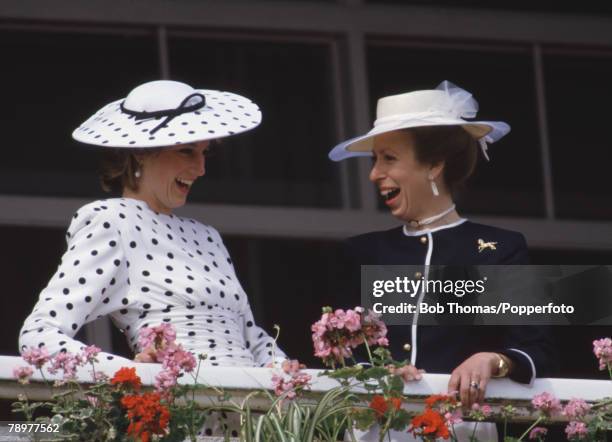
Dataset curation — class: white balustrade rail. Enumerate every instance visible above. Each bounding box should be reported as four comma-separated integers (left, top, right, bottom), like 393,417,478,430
1,355,610,423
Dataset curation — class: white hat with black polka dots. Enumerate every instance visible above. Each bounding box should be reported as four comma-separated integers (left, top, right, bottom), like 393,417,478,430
72,80,262,148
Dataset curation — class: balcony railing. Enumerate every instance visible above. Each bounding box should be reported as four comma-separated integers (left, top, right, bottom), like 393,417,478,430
1,355,610,441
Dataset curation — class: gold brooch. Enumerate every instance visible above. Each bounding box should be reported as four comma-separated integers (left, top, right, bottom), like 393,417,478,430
477,238,498,253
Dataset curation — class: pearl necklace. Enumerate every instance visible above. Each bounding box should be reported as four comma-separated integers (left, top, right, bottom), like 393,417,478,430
406,204,456,228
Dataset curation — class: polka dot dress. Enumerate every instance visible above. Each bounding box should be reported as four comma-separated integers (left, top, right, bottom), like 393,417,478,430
19,198,286,367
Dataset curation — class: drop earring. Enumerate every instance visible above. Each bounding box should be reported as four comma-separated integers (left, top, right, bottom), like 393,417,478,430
430,177,439,196
135,168,141,178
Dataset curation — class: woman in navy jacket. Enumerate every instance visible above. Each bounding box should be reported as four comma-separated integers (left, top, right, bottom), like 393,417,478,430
329,81,556,416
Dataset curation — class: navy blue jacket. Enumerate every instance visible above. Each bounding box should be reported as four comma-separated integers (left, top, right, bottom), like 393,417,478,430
341,219,557,384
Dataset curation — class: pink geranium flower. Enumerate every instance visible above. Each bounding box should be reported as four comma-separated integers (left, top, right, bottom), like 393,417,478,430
48,352,83,380
444,410,463,426
362,310,389,347
563,398,591,420
480,404,492,417
593,338,612,371
343,309,363,332
271,372,311,400
271,374,295,399
154,367,179,392
134,324,198,394
13,366,34,384
311,309,360,365
271,359,312,401
529,427,548,440
91,370,109,383
565,421,588,440
163,345,196,373
80,345,101,364
21,346,51,369
311,307,389,366
531,392,561,416
137,323,177,361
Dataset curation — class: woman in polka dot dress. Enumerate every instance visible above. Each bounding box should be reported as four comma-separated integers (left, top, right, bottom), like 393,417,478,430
19,80,287,371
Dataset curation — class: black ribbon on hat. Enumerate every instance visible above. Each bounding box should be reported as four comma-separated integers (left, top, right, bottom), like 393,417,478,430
120,92,206,135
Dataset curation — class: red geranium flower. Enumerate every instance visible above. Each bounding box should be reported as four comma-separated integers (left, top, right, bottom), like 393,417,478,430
121,392,170,442
425,394,456,408
369,394,402,418
410,408,450,440
111,367,142,391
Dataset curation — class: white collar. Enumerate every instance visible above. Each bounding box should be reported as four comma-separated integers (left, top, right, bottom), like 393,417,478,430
402,218,467,237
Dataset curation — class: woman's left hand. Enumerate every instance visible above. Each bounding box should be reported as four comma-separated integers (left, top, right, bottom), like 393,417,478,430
447,352,499,409
134,346,157,363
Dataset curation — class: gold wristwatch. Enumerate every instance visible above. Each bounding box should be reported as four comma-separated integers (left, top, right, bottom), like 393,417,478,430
492,353,511,378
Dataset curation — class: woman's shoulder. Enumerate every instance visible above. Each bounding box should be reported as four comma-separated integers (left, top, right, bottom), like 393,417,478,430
67,198,132,236
73,198,134,216
452,221,529,264
179,215,220,237
349,226,403,243
346,226,404,254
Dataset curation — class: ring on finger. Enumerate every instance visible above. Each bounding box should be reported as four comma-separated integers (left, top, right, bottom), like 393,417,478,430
469,381,479,390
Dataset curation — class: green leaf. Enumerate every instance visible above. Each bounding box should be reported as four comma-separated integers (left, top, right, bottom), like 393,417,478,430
389,409,412,431
352,409,377,431
356,367,388,381
388,375,405,394
325,366,363,381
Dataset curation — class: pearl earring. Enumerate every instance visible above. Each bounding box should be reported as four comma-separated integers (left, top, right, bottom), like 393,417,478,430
430,177,439,196
135,169,141,178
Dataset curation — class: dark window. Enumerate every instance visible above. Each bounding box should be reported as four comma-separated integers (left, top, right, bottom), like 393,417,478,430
367,42,544,216
364,0,612,16
0,29,159,198
544,50,612,220
0,226,67,356
167,34,340,207
531,248,612,381
223,236,345,367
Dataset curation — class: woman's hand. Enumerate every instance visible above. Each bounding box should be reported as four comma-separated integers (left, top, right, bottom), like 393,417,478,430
134,346,157,363
388,364,426,382
447,352,499,409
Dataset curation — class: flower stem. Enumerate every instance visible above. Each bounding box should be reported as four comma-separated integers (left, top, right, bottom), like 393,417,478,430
470,421,479,440
89,361,97,382
271,324,281,368
517,416,543,441
450,424,459,442
362,335,374,366
504,418,508,440
39,368,55,396
378,412,393,442
591,398,612,410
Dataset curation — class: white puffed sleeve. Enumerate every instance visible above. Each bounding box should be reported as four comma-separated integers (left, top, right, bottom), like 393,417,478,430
19,202,132,364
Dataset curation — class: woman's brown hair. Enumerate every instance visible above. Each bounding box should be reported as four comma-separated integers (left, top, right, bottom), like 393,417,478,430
98,149,145,194
407,125,478,192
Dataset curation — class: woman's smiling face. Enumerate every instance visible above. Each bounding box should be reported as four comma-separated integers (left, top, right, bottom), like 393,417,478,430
369,130,434,223
130,141,210,214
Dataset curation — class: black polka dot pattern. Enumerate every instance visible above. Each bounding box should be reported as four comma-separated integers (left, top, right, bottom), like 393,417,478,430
72,82,262,149
19,197,285,369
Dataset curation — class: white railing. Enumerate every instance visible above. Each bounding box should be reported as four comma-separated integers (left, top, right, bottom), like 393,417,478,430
1,355,610,421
